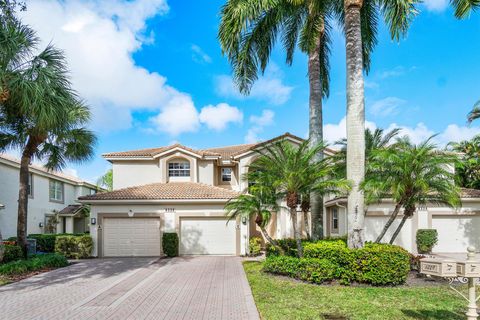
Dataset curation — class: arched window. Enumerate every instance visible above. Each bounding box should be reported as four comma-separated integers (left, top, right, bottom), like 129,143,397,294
168,160,190,177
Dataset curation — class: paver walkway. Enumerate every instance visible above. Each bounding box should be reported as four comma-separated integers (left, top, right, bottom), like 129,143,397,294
0,256,259,320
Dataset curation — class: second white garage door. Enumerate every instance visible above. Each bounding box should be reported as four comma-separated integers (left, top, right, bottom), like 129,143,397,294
103,218,161,257
432,215,480,253
180,218,236,255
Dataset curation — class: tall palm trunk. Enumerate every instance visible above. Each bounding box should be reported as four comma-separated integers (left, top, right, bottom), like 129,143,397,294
17,136,41,257
0,228,4,263
345,0,366,249
290,207,303,257
255,214,284,254
389,205,415,244
309,24,324,241
375,202,402,243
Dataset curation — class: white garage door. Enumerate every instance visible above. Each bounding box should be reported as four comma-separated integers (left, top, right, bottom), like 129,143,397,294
180,218,236,255
432,215,480,253
103,218,161,257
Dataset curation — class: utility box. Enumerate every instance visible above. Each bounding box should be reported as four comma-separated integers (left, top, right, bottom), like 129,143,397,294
420,258,457,277
26,238,37,255
457,260,480,277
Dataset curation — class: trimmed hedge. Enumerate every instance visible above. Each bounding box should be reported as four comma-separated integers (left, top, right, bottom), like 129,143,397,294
249,237,262,256
354,243,410,285
263,241,411,286
263,256,336,284
2,245,23,263
162,233,179,257
416,229,438,254
55,235,93,259
0,253,68,276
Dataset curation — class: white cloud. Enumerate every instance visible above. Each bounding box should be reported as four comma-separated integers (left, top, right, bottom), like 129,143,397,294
370,97,406,117
191,44,212,64
149,95,200,136
245,110,275,143
215,63,293,105
199,103,243,131
423,0,449,11
385,122,434,144
250,110,274,127
20,0,203,135
324,117,376,145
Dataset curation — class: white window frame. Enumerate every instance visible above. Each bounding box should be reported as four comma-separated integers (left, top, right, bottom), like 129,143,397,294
221,167,232,182
49,180,64,203
27,173,33,198
331,208,339,233
168,161,190,177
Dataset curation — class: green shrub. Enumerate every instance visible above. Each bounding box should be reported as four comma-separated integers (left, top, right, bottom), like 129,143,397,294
162,233,179,257
55,235,93,259
416,229,438,254
263,255,300,277
9,234,87,253
353,243,410,286
249,237,262,256
297,258,336,284
266,238,310,257
303,240,354,280
2,245,23,263
0,253,68,276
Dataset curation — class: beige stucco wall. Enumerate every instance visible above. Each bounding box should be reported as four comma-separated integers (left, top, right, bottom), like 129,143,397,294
113,160,161,189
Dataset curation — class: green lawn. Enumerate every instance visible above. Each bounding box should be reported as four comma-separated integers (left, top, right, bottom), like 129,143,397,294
244,261,471,320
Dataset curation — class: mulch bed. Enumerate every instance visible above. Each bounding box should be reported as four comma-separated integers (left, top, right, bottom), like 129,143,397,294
0,267,61,286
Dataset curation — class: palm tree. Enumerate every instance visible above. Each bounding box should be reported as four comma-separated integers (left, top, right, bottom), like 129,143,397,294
448,136,480,189
338,0,418,248
225,184,283,253
218,0,334,240
333,127,400,178
363,137,461,244
467,100,480,124
246,140,350,257
0,20,96,256
450,0,480,18
97,169,113,191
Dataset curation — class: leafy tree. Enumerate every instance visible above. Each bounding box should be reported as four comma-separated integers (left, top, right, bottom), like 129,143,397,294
467,100,480,124
338,0,418,248
246,140,350,257
0,20,96,256
97,168,113,191
363,137,461,244
448,135,480,189
225,185,283,253
218,0,335,240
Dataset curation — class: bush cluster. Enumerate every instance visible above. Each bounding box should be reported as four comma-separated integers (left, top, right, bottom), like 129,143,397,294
0,253,68,276
249,237,262,256
416,229,438,254
55,235,93,259
263,240,410,286
8,233,87,253
162,233,179,257
2,245,23,263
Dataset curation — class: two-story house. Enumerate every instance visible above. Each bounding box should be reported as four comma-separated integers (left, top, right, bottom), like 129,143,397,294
0,154,98,238
79,133,480,257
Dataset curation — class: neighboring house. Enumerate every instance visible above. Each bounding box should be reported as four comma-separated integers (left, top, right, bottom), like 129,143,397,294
0,154,98,238
79,133,480,257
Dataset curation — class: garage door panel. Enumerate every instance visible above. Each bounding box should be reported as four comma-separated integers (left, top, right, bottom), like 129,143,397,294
180,218,236,255
103,218,161,257
432,216,480,253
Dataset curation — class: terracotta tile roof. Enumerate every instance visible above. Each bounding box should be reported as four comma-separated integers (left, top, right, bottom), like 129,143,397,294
58,205,83,216
461,188,480,198
78,182,240,201
0,153,96,187
102,132,336,160
103,144,219,158
201,143,257,159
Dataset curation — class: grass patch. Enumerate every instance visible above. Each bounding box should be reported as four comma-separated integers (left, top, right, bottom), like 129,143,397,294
244,261,471,320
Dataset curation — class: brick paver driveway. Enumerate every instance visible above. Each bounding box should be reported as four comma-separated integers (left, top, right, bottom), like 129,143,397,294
0,256,259,320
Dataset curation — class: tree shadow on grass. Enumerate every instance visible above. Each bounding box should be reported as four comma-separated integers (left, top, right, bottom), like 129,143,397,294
401,309,464,319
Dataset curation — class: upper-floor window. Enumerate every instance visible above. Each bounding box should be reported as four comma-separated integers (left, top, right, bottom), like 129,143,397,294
89,188,96,195
221,168,232,182
27,173,33,197
331,208,339,233
168,161,190,177
49,180,64,202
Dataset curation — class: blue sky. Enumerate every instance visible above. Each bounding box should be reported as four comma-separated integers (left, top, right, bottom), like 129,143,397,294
18,0,480,183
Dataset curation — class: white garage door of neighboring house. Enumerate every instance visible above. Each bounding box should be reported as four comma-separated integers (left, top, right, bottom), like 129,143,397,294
103,218,161,257
432,215,480,253
180,218,236,255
